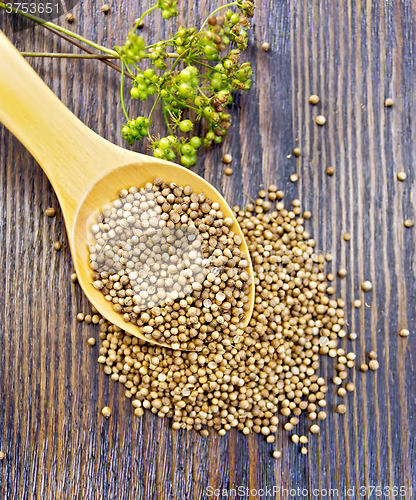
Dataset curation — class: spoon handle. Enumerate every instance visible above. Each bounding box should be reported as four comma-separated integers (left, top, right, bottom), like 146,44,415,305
0,30,117,219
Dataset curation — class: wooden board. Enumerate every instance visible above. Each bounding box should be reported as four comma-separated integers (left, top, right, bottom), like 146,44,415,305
0,1,415,498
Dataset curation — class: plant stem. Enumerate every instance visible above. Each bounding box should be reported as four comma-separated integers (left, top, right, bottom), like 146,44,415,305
0,2,117,55
161,100,174,135
200,2,238,30
20,52,120,59
43,25,134,79
133,4,158,31
147,95,160,140
120,62,130,121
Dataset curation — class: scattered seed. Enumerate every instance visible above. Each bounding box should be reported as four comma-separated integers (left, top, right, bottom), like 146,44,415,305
337,388,347,397
316,115,326,126
87,337,96,346
404,219,414,228
85,314,92,324
346,383,355,392
336,404,346,414
301,447,308,455
326,166,335,176
222,153,233,164
293,147,301,157
53,241,61,251
87,184,356,442
343,232,351,241
361,281,372,292
338,268,347,278
101,4,111,12
45,207,56,217
360,363,369,372
71,273,78,283
397,172,407,181
290,174,298,182
369,360,379,371
349,332,357,340
262,42,270,51
276,190,284,199
353,300,361,308
384,98,393,107
76,313,85,322
0,452,4,460
273,450,281,459
368,351,378,360
291,434,299,444
399,329,410,337
309,95,320,105
225,167,233,176
66,12,74,22
101,406,112,418
303,211,311,219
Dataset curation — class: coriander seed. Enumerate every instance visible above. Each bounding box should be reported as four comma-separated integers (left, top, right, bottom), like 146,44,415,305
293,147,301,157
301,447,308,455
225,167,233,176
310,424,320,434
262,42,270,51
326,166,335,176
101,4,111,12
360,363,369,372
53,241,61,251
101,406,112,418
399,329,410,337
404,219,414,228
45,207,56,217
290,174,298,182
397,172,407,181
343,232,351,241
273,450,281,459
303,211,311,219
76,313,84,322
66,12,74,22
222,153,232,164
309,95,320,105
87,337,96,346
385,98,393,107
368,351,378,360
71,273,78,283
361,281,372,292
369,360,379,371
353,300,361,308
316,115,326,126
0,451,4,460
338,268,347,278
346,383,355,392
336,404,346,414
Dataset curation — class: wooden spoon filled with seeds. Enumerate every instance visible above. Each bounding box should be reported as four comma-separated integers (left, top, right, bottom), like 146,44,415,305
0,32,254,349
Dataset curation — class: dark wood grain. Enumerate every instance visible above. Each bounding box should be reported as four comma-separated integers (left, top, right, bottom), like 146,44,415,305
1,1,415,499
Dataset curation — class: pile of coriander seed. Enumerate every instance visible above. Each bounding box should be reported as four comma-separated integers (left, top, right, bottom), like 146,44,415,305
83,183,358,453
88,178,252,351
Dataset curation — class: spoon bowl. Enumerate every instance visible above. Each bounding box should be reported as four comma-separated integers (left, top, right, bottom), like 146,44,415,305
0,31,254,347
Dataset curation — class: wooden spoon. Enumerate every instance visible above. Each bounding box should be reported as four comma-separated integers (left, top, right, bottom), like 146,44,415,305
0,31,254,347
